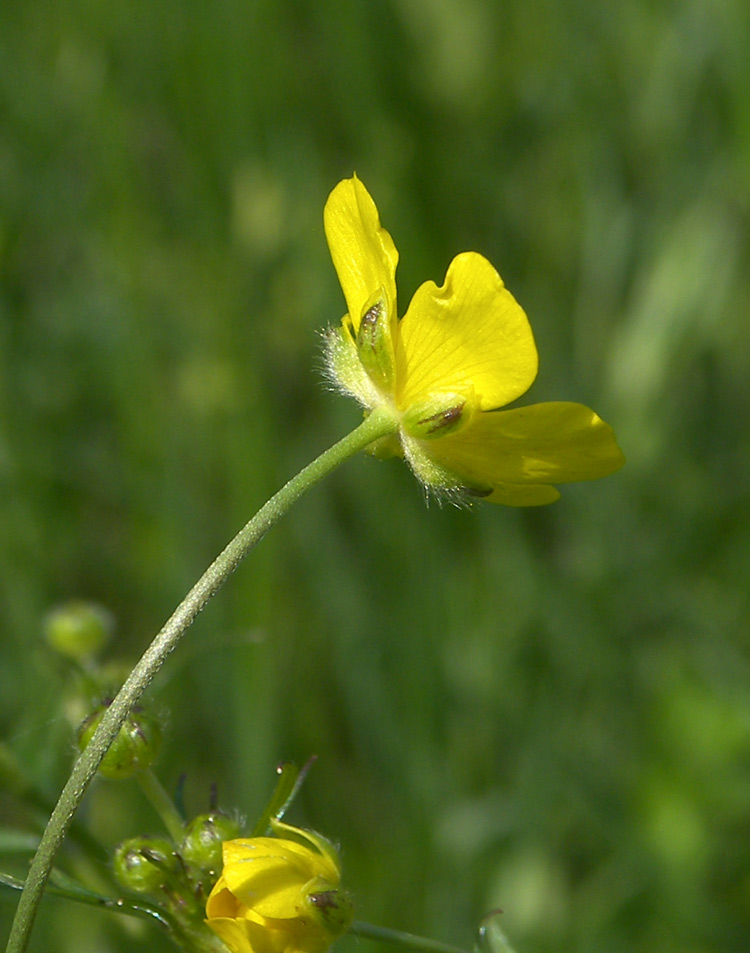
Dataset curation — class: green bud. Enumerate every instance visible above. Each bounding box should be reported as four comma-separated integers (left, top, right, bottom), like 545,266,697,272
303,884,354,938
355,288,395,392
44,601,113,660
113,836,178,894
181,812,242,874
401,392,473,440
77,704,162,780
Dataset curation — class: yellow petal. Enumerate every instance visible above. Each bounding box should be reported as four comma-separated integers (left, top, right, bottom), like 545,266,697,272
432,401,625,489
206,882,243,919
207,915,278,953
206,917,256,953
222,840,314,914
396,252,537,412
324,177,399,334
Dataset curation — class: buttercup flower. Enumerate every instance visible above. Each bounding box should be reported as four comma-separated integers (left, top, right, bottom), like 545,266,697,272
324,176,624,505
205,821,352,953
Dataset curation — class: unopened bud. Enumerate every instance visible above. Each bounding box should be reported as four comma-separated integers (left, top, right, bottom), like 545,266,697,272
77,704,162,779
181,812,242,874
44,601,113,661
113,836,178,893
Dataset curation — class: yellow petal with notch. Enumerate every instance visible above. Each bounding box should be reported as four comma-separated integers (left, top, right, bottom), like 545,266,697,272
396,252,538,412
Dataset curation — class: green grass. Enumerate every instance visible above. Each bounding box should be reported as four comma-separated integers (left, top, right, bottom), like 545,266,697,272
1,1,749,952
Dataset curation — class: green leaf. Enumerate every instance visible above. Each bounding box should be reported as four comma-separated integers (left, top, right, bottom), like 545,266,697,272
251,758,316,836
0,868,176,931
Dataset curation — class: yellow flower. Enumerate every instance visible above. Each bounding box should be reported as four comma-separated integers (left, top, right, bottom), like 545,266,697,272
324,176,624,505
205,822,352,953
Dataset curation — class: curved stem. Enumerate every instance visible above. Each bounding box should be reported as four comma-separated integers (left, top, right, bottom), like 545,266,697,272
351,920,471,953
5,408,398,953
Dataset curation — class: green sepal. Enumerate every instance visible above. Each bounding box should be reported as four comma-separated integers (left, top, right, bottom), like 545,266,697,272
302,882,354,938
325,323,380,409
355,287,396,392
401,392,473,440
401,433,492,502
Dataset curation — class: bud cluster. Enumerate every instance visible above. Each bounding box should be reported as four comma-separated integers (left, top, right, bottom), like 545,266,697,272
42,601,352,953
112,812,242,909
49,604,243,934
205,819,353,953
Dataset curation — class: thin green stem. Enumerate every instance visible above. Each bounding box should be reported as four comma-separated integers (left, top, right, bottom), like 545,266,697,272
351,920,471,953
136,770,185,844
5,408,398,953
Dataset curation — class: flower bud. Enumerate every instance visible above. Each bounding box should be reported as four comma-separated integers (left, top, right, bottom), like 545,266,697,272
44,601,113,661
205,822,352,953
113,836,178,894
77,704,162,780
181,812,243,875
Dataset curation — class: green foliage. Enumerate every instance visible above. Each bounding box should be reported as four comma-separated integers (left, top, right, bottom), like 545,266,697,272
1,1,748,952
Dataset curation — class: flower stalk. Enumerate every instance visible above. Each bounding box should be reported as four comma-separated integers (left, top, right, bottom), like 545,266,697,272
351,920,470,953
5,406,399,953
136,769,186,845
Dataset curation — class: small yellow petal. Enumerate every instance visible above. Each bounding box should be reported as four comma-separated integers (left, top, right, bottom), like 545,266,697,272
206,917,253,953
205,883,242,919
324,176,399,334
396,252,537,412
207,915,278,953
432,401,625,488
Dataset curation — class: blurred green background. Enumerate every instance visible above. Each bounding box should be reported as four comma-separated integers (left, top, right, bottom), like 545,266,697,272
1,1,749,951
